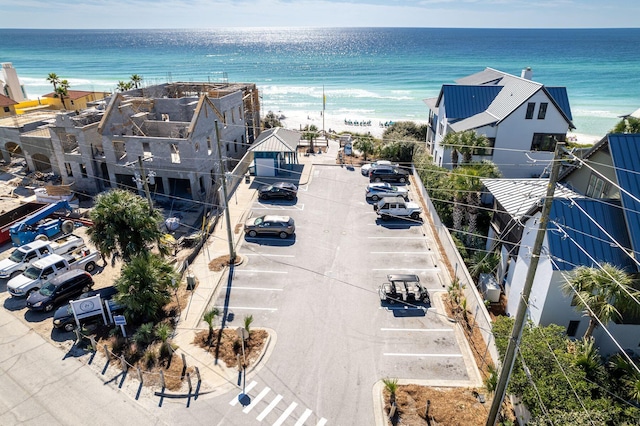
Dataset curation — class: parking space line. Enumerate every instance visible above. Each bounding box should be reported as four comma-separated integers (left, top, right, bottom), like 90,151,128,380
367,236,426,239
253,204,305,211
273,401,298,426
229,287,284,291
380,328,452,332
234,269,288,274
256,394,283,421
317,418,328,426
243,387,271,413
243,253,295,257
384,353,463,357
372,268,437,271
215,306,278,311
370,251,429,254
230,380,258,405
295,408,313,426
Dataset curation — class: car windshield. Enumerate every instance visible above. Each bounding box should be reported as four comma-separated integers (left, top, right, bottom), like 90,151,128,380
9,250,26,263
254,217,264,225
23,266,42,280
264,185,273,191
39,281,56,296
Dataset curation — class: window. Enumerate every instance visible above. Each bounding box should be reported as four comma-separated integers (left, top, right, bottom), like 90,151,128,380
530,133,565,152
525,102,535,119
586,173,607,198
3,106,9,113
537,102,548,119
567,320,580,337
143,142,151,158
207,136,212,154
65,163,73,177
80,164,87,178
113,140,126,160
170,144,181,163
438,122,444,135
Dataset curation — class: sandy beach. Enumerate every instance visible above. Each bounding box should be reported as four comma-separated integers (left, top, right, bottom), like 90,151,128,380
276,109,603,145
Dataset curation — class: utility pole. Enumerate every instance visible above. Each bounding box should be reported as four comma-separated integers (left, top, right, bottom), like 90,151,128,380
215,120,236,263
486,142,564,425
137,156,153,212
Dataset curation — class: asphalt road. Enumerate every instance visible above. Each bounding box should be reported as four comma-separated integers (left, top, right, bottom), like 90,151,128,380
192,165,473,425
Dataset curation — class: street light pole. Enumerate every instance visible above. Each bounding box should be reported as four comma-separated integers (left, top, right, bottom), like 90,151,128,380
215,120,236,263
137,156,154,212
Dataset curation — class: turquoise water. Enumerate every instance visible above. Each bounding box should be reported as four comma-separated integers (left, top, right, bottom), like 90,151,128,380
2,27,639,136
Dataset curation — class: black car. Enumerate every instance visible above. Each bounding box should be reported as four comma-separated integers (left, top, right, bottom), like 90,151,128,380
26,270,94,312
369,167,410,183
258,182,298,200
52,286,122,332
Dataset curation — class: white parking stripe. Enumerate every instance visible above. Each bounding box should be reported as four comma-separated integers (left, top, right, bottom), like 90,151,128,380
380,328,452,332
317,418,328,426
256,394,283,421
384,353,463,357
243,387,270,413
215,306,278,311
273,401,298,426
227,286,284,291
371,252,430,254
295,408,313,426
372,268,437,271
234,269,288,274
243,253,296,258
367,236,426,239
230,381,257,405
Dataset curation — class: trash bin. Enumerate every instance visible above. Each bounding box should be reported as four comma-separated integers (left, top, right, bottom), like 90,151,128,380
245,173,251,184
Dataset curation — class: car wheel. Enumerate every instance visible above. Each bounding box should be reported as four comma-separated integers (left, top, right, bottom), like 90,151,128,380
371,195,379,201
85,261,96,273
260,193,268,200
389,298,395,304
27,288,38,297
286,195,294,200
82,285,91,293
44,303,54,312
399,177,406,183
381,214,390,221
411,212,420,220
63,322,75,332
9,270,21,279
279,231,288,239
374,177,382,182
248,230,258,238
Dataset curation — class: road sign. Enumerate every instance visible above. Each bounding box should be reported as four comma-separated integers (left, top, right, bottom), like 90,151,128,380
114,315,127,325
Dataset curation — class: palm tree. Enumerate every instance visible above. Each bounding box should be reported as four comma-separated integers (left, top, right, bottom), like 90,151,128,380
382,377,398,406
302,124,319,154
116,81,133,92
115,252,177,323
87,188,166,263
612,116,640,134
441,130,490,168
130,74,143,89
46,73,60,92
203,307,220,343
562,263,640,339
243,314,254,337
353,135,375,162
55,79,70,109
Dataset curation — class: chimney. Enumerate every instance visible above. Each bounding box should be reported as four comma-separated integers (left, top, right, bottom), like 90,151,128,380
521,67,533,80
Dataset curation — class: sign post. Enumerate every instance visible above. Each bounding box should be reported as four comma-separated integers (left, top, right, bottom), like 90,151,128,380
114,315,127,337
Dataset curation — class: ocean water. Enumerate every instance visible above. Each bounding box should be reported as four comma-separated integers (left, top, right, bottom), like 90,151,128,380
2,27,640,137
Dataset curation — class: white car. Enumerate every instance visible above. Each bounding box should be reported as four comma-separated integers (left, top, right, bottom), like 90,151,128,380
366,182,409,201
360,160,398,176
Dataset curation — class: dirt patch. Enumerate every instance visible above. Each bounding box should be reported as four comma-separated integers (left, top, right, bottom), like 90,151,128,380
208,254,243,272
384,385,488,426
193,328,268,369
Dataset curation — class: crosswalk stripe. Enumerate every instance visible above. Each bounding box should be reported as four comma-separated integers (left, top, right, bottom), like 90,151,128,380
243,387,270,413
229,381,257,406
294,408,313,426
256,394,283,421
317,418,328,426
273,401,298,426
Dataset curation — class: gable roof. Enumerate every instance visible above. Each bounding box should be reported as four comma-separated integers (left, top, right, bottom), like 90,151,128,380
547,198,635,272
608,133,640,264
433,67,574,131
248,127,299,153
0,93,17,107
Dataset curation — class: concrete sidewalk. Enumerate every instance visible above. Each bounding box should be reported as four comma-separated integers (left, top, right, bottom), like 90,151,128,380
171,137,341,394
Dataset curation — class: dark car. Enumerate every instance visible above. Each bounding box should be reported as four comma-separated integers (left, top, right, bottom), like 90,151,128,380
52,286,122,332
244,215,295,239
369,167,410,183
26,269,94,312
258,182,298,200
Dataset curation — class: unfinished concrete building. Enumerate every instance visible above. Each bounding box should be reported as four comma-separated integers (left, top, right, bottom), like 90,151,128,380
0,82,261,208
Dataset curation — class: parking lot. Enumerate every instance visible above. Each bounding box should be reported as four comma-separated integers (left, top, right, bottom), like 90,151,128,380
207,164,479,425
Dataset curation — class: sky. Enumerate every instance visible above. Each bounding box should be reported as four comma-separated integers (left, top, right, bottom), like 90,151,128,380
1,0,638,29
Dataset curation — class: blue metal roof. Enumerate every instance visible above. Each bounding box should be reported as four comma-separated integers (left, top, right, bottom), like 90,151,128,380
545,87,573,121
547,198,635,271
441,85,502,120
608,133,640,267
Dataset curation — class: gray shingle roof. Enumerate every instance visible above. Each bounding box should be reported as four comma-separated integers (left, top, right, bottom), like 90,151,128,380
249,127,300,153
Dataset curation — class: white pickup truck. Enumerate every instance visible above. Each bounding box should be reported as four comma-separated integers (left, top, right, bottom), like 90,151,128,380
7,249,99,297
0,235,85,280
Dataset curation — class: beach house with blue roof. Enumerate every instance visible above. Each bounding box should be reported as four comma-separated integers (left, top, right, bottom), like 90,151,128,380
424,67,574,178
491,133,640,356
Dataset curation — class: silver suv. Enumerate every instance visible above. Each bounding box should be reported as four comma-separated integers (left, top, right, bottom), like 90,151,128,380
374,196,422,221
244,215,295,239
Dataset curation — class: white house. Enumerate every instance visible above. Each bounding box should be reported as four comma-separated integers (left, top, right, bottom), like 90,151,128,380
424,67,574,178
